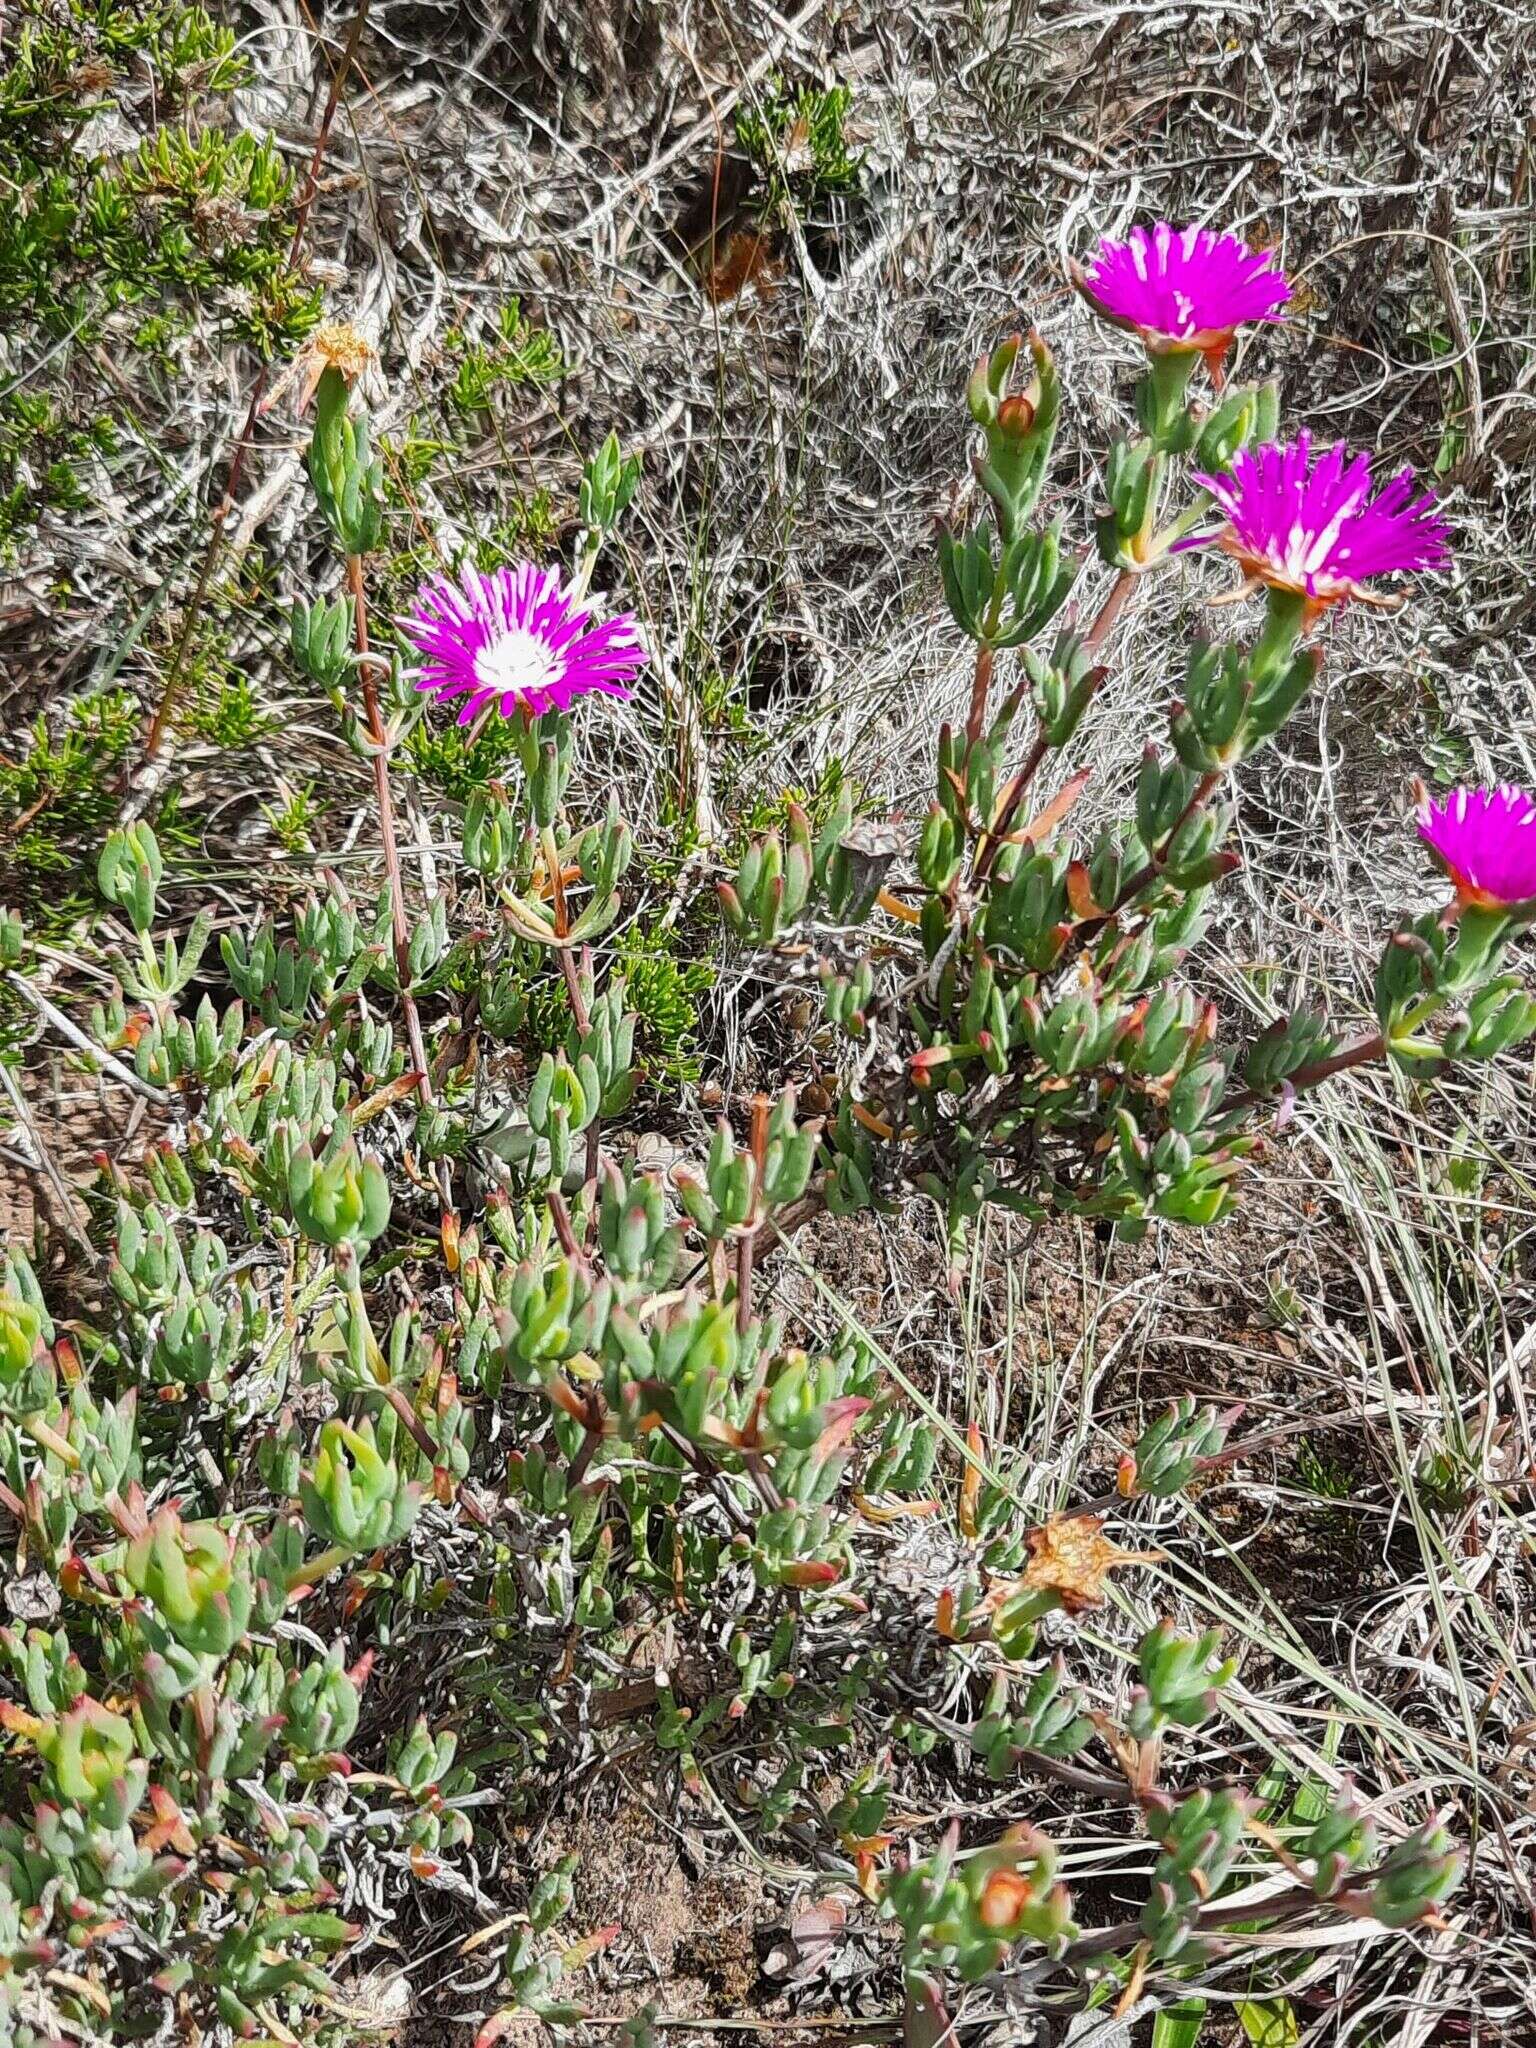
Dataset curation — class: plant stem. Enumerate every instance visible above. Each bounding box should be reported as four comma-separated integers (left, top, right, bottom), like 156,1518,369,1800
142,2,370,761
548,1187,587,1266
736,1093,771,1336
347,554,433,1107
1102,767,1224,922
1287,1029,1388,1092
965,643,994,745
1082,566,1136,651
285,1542,353,1595
973,569,1137,886
1227,1029,1390,1116
559,944,604,1192
566,1401,606,1488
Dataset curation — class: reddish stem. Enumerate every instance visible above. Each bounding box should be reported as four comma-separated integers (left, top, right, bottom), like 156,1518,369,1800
964,643,995,746
1094,767,1223,929
348,554,433,1106
736,1093,771,1336
973,568,1137,886
1226,1029,1389,1115
1082,566,1136,651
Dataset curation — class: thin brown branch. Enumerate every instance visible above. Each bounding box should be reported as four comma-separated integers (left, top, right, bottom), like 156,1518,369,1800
347,554,433,1108
142,2,371,761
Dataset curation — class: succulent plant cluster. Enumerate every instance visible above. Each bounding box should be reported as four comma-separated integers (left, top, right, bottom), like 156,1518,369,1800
0,219,1502,2045
720,232,1532,1259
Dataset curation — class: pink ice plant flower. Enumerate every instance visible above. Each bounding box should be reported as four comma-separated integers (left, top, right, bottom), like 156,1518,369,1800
1075,223,1291,362
401,563,645,723
1186,433,1451,615
1417,785,1536,910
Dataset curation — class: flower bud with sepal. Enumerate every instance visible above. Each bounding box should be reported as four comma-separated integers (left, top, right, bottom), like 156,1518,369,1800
966,331,1062,541
1357,1818,1462,1928
822,1095,900,1218
134,990,246,1089
882,1819,1075,1992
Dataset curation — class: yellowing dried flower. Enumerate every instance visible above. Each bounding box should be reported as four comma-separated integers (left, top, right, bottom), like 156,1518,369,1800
1019,1514,1147,1614
263,320,380,417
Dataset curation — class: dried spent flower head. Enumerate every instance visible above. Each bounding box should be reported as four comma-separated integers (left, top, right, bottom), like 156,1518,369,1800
1018,1514,1146,1614
264,320,380,417
1074,223,1291,364
1186,433,1451,614
400,562,645,723
1416,785,1536,910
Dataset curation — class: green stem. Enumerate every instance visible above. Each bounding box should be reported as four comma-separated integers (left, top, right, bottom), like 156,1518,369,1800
1249,585,1307,682
285,1542,353,1594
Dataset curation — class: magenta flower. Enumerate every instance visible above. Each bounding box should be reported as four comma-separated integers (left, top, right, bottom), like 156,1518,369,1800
1186,434,1451,613
1074,223,1290,362
400,563,645,723
1417,785,1536,909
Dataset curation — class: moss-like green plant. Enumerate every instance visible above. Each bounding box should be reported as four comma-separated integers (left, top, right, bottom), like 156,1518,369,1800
0,2,319,557
736,76,864,211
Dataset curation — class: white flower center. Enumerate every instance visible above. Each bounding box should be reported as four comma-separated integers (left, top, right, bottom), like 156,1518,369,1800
474,626,561,702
